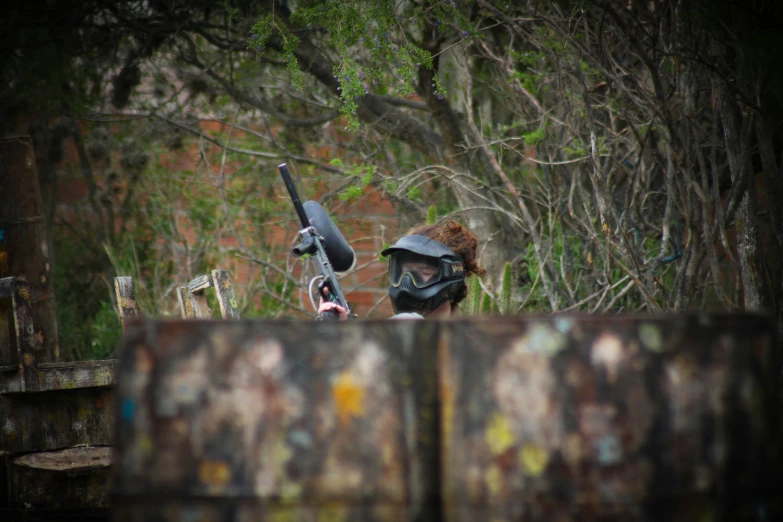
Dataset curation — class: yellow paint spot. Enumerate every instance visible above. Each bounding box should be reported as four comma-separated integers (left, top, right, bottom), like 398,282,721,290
332,371,365,424
639,323,663,352
519,443,549,476
281,481,302,502
485,413,515,455
698,503,715,522
382,443,394,465
23,353,34,366
273,438,293,463
138,434,153,455
484,465,503,497
270,509,296,522
78,408,90,421
198,459,231,487
317,503,349,522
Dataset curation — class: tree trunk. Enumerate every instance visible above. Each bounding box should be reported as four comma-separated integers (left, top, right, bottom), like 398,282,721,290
711,40,772,313
0,136,60,361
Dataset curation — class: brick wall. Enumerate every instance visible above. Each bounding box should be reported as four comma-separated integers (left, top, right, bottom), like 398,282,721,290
52,120,400,319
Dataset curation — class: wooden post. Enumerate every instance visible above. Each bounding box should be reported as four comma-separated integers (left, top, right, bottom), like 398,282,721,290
0,277,38,391
0,278,22,370
0,451,8,507
176,287,195,319
211,269,239,319
176,270,238,319
0,136,59,361
187,274,213,319
114,277,139,330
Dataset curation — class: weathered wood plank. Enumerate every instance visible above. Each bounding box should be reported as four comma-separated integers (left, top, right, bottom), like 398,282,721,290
189,290,212,319
0,386,114,454
7,446,111,508
0,360,116,394
186,274,213,318
0,136,59,362
114,276,139,329
0,289,13,367
0,277,21,368
176,286,195,319
211,269,239,319
113,319,441,521
0,277,39,391
0,450,8,507
34,360,117,392
188,274,213,293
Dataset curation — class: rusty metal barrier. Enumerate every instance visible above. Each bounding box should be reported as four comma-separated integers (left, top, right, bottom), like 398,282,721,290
112,315,781,521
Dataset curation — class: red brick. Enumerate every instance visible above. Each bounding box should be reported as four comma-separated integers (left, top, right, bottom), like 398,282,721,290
57,177,87,204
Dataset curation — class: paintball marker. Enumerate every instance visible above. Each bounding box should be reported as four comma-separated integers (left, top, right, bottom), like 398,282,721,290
278,163,356,320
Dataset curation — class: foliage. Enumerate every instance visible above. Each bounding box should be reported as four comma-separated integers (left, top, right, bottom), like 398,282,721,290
462,274,483,316
3,0,782,358
499,262,512,315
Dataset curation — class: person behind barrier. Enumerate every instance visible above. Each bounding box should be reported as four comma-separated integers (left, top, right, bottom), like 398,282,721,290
318,220,485,320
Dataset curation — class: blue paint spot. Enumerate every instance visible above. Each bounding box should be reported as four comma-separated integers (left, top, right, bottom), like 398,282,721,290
121,399,136,422
0,229,6,241
595,435,622,465
554,316,574,334
289,430,313,449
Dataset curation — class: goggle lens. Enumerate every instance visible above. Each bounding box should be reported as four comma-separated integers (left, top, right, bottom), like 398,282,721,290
390,252,442,288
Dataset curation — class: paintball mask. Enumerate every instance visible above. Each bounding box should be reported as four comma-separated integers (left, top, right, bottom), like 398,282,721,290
381,235,466,316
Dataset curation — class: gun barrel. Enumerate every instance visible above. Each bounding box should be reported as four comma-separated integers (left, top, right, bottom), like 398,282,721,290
278,163,310,228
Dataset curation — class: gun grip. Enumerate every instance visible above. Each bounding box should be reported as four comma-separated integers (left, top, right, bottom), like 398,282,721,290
319,307,341,320
318,280,339,304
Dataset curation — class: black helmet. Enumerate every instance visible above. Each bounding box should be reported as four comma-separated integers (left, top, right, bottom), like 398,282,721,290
381,235,465,316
